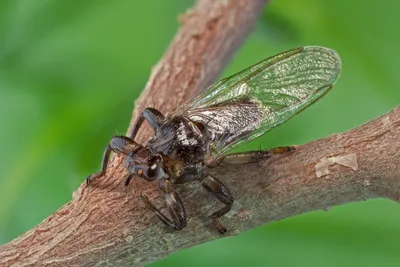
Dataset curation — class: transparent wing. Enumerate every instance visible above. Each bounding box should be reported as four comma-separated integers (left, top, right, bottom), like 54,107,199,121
171,46,342,159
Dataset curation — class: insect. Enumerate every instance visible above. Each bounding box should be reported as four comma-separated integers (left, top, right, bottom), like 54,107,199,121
86,46,341,234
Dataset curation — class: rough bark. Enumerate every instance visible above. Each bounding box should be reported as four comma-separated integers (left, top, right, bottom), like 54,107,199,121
0,0,274,266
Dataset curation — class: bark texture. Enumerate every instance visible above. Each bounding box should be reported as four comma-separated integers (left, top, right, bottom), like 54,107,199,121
1,0,399,266
0,0,275,266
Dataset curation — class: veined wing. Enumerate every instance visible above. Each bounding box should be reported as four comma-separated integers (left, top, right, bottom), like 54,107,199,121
171,46,342,159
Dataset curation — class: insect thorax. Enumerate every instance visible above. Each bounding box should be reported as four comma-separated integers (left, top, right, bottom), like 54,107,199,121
146,117,206,165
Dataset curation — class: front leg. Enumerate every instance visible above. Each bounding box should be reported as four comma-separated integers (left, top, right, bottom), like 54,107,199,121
87,107,164,185
86,136,141,184
128,107,165,140
86,144,112,185
141,179,186,230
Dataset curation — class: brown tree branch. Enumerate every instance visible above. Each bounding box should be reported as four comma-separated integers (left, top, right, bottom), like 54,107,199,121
130,0,268,143
0,0,272,266
2,0,400,266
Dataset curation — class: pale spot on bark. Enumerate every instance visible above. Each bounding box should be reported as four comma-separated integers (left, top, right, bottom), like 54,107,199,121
315,153,359,178
363,179,371,186
382,116,391,126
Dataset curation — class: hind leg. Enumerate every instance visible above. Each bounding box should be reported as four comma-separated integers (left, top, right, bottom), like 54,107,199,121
206,146,295,167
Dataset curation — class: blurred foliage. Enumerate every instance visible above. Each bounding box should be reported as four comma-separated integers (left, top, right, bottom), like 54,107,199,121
0,0,399,266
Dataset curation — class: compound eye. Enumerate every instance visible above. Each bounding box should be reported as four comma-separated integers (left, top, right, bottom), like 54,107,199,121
155,154,163,162
145,162,159,180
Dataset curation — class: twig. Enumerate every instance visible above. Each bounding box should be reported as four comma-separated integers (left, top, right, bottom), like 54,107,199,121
0,0,271,266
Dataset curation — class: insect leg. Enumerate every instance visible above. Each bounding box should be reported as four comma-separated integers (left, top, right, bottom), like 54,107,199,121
86,136,141,185
200,174,233,234
124,173,135,186
206,146,295,167
86,144,112,185
141,179,186,230
87,107,162,185
128,107,165,140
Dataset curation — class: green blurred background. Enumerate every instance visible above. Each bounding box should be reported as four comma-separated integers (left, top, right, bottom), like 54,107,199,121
1,0,399,266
